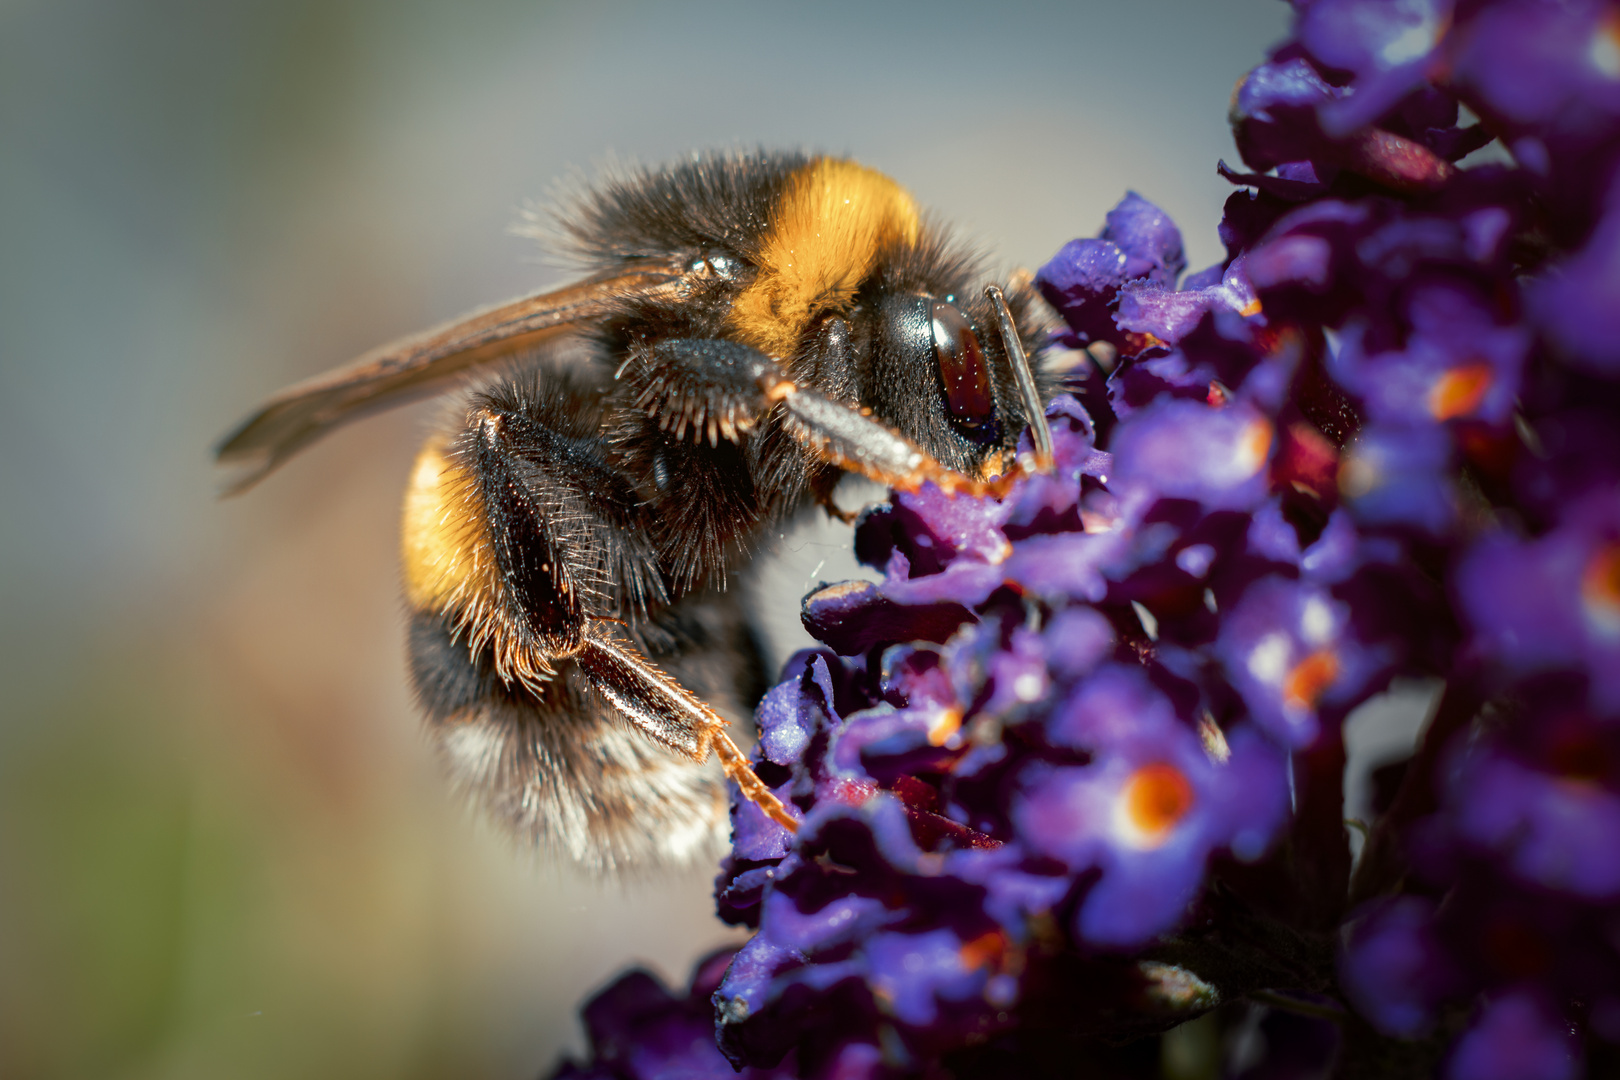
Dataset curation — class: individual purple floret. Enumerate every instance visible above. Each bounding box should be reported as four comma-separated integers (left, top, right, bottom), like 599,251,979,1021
1446,991,1582,1080
1530,174,1620,375
549,949,795,1079
1447,745,1620,900
1338,895,1457,1038
1034,190,1190,353
551,0,1620,1075
1215,575,1393,747
1457,493,1620,715
1013,665,1288,946
1293,0,1448,137
1101,191,1188,285
1336,422,1459,535
1107,397,1275,511
1033,237,1134,348
1328,279,1529,429
1230,56,1348,174
1112,254,1259,350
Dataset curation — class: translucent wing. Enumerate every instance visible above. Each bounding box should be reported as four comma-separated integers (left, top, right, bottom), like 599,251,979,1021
215,261,689,493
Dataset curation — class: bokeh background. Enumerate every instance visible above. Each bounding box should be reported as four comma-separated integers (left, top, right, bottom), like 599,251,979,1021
0,2,1306,1076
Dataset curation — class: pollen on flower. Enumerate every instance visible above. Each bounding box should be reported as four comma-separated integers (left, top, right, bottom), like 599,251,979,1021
958,930,1006,972
1081,507,1119,534
1590,11,1620,80
1283,648,1340,710
1582,541,1620,637
1116,763,1196,848
1427,362,1494,420
1235,418,1274,478
1123,331,1167,353
926,706,963,747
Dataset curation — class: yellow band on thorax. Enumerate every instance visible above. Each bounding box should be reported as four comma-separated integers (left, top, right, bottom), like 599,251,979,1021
727,158,920,361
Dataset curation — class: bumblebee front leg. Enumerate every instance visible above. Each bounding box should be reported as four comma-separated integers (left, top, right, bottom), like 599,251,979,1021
629,330,1051,500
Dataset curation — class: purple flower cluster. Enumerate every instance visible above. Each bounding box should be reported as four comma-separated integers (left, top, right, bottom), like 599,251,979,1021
550,950,783,1080
705,398,1303,1071
554,1,1620,1075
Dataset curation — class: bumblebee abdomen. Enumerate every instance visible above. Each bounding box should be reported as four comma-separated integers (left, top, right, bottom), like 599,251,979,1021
400,434,556,687
401,437,492,617
406,606,729,871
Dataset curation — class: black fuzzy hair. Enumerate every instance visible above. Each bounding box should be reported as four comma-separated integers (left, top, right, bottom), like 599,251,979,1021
548,149,811,269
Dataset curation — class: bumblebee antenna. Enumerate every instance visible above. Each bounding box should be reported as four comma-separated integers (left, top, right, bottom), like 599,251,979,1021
985,285,1054,473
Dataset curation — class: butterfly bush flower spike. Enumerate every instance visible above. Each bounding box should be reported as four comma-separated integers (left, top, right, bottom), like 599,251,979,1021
552,0,1620,1074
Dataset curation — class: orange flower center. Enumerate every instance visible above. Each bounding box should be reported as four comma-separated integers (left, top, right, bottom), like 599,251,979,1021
927,707,963,747
1582,541,1620,636
958,930,1007,972
1120,763,1195,846
1427,362,1494,421
1283,649,1340,710
1591,12,1620,80
1235,417,1275,477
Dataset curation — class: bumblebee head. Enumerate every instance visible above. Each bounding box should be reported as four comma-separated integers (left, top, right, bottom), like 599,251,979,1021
771,270,1051,481
701,157,1049,478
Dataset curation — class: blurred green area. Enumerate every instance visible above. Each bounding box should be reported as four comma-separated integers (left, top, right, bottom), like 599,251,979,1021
0,0,1287,1075
0,654,483,1079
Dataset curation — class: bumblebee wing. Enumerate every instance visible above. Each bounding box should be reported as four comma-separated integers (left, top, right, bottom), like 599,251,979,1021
215,261,687,494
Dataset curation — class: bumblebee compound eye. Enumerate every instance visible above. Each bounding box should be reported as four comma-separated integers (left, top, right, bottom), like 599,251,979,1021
869,292,1000,455
929,300,996,427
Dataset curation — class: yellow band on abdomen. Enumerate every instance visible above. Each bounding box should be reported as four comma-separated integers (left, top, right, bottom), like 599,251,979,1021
400,438,496,614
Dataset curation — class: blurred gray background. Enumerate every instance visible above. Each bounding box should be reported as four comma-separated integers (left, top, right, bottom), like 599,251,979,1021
0,1,1292,1076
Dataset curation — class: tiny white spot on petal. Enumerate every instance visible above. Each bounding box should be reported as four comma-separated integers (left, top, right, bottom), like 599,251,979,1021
1013,672,1044,702
1131,601,1159,641
1248,633,1291,686
1301,596,1336,644
1381,19,1437,66
1591,17,1620,79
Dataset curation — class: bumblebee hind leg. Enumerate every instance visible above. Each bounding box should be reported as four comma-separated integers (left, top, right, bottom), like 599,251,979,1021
403,375,794,868
408,607,733,869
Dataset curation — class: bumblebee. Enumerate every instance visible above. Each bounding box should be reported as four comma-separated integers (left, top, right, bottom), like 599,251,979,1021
218,150,1054,871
